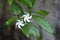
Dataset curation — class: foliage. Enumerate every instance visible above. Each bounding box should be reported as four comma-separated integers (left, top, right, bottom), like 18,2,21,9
22,23,40,39
18,0,35,9
0,4,3,8
33,16,54,34
4,0,55,40
35,10,48,16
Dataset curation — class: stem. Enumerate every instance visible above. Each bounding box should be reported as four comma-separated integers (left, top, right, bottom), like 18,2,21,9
1,0,7,26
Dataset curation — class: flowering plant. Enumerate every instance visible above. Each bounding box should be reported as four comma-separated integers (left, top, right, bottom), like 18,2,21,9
5,0,55,40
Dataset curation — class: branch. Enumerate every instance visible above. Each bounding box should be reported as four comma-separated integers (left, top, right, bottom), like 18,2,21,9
0,0,7,25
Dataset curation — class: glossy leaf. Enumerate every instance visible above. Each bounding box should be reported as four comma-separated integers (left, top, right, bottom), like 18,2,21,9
36,10,48,16
22,23,40,40
6,16,16,26
33,16,54,34
19,0,35,9
7,0,13,5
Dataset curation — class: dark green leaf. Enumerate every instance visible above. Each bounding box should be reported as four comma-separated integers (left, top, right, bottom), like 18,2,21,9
5,16,16,26
19,0,35,9
9,2,24,15
22,23,40,40
7,0,13,5
6,26,11,31
36,10,48,16
33,16,54,34
31,0,36,6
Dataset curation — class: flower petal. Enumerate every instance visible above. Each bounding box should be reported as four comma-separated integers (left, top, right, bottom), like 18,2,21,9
27,19,31,22
21,24,25,26
24,18,27,22
16,22,18,26
28,16,32,19
26,13,29,16
18,25,21,28
22,15,26,17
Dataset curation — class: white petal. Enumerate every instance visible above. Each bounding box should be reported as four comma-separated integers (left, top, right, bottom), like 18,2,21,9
15,25,17,29
18,25,21,28
27,19,31,22
28,16,32,19
26,13,29,16
16,22,18,26
22,15,26,17
23,18,27,24
21,24,25,26
24,18,27,22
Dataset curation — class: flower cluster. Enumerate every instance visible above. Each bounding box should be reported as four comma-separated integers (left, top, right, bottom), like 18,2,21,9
15,12,32,29
15,20,25,29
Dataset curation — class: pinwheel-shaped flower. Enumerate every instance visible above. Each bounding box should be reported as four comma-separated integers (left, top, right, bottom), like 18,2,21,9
15,20,25,29
22,13,32,23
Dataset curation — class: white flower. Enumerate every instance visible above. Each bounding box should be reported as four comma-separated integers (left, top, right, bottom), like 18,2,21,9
22,13,32,23
15,20,25,29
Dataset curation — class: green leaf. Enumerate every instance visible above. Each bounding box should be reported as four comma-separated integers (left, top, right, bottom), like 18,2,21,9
36,10,48,16
5,16,16,26
19,0,35,9
6,26,11,31
22,23,40,40
31,0,36,6
0,4,3,8
33,16,54,34
7,0,13,5
9,2,24,15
